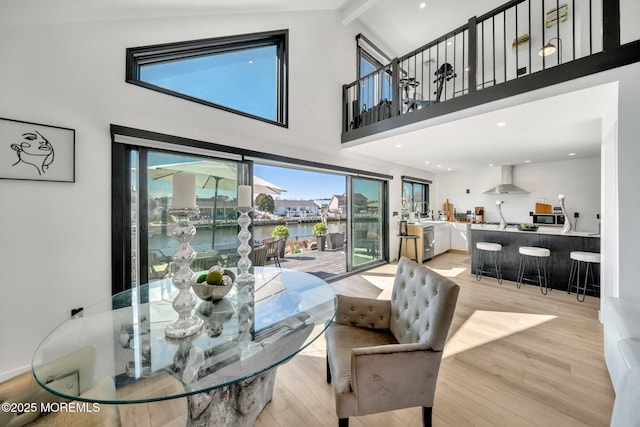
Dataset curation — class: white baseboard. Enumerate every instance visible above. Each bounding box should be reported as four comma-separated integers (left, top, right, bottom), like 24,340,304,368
0,365,31,382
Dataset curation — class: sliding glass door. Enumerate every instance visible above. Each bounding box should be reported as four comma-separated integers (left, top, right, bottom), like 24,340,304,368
350,177,386,269
113,128,390,292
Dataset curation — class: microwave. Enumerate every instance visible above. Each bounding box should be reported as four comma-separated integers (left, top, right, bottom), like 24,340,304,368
532,213,565,226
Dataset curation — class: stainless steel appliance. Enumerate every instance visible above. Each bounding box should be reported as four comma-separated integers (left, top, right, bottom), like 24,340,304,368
422,225,435,261
532,213,565,226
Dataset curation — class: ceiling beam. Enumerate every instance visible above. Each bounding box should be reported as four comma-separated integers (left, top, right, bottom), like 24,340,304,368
341,0,379,25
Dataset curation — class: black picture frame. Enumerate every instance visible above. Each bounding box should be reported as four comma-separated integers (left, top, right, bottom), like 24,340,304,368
0,117,75,182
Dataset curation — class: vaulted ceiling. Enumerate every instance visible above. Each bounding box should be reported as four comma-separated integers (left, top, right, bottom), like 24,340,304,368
3,0,608,173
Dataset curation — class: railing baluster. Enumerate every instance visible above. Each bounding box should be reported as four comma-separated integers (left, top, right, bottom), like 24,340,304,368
491,14,496,86
428,46,433,100
468,16,477,94
556,0,560,65
444,37,448,100
515,4,520,79
541,0,546,70
572,0,576,60
481,20,485,88
462,31,466,95
503,11,507,83
589,0,606,55
528,0,531,75
391,58,399,117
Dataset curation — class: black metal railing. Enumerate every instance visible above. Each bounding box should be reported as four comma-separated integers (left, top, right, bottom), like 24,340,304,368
343,62,396,131
343,0,603,134
397,24,470,113
475,0,602,89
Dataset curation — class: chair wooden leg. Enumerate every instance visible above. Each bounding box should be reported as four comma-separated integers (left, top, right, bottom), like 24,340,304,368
326,355,332,383
422,407,432,427
338,418,349,427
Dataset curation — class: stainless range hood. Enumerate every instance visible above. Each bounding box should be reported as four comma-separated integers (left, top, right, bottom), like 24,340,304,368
484,165,529,194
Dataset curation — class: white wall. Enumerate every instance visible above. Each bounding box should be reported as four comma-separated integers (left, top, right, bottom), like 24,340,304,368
2,3,640,380
433,158,601,232
0,8,431,379
613,62,640,302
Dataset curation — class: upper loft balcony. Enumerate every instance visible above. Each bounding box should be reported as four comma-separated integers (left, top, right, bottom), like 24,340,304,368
341,0,640,144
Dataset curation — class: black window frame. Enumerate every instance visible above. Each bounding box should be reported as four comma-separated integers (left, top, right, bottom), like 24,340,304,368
126,30,289,128
402,176,431,215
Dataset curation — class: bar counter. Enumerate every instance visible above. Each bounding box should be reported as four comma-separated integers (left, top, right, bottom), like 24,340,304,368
469,225,600,293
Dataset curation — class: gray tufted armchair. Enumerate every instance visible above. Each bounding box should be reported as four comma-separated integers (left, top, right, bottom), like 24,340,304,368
325,257,460,427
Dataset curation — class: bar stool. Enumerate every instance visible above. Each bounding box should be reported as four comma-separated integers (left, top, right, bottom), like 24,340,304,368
567,251,601,302
397,220,419,263
517,246,551,295
475,242,503,284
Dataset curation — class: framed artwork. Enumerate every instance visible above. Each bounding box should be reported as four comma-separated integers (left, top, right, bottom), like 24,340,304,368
0,117,75,182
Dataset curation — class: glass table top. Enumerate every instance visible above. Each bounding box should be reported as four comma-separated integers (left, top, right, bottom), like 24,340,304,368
32,268,337,404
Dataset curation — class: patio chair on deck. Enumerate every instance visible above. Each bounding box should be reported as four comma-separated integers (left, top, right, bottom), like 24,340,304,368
148,252,170,280
251,245,268,267
262,237,283,268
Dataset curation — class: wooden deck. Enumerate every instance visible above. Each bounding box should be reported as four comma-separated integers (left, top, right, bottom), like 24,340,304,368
272,248,347,280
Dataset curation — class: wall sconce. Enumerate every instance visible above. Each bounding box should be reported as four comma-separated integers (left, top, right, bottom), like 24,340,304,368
538,37,563,65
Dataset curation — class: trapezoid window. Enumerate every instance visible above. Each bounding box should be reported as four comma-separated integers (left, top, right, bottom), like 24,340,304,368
126,30,288,127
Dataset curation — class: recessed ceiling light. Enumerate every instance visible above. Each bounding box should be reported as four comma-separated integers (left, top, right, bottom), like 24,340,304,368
497,121,507,127
249,60,253,64
447,168,452,171
437,164,442,168
425,161,430,164
525,160,531,163
419,2,426,8
396,144,403,148
568,152,576,156
488,163,494,167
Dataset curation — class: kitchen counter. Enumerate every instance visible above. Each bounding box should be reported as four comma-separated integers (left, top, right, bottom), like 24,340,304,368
469,223,600,238
469,226,600,294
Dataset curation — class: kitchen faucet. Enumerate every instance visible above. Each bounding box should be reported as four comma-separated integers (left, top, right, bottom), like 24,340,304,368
414,202,430,221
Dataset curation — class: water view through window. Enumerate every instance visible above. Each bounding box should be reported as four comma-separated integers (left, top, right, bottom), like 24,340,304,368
352,177,384,268
129,151,385,286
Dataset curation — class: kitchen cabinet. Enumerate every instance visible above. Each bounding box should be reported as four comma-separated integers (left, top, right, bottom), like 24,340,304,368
433,225,451,256
450,223,470,253
416,221,452,257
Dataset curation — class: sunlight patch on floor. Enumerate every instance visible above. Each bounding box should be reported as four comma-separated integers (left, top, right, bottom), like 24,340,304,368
428,266,468,278
360,274,395,299
443,310,557,358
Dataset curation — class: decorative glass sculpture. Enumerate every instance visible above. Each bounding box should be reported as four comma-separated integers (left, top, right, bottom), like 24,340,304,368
165,208,204,339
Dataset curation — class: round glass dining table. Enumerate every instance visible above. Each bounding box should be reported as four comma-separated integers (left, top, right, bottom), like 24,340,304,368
32,268,337,426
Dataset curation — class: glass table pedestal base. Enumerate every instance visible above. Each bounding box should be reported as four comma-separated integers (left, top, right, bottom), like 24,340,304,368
187,367,276,427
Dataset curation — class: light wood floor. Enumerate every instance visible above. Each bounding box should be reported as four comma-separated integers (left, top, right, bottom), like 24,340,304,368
120,252,614,427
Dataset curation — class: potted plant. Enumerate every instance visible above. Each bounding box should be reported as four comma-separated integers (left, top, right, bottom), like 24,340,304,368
271,225,289,257
313,222,328,251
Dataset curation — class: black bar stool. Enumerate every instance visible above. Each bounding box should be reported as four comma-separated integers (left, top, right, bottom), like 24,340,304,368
397,220,419,262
